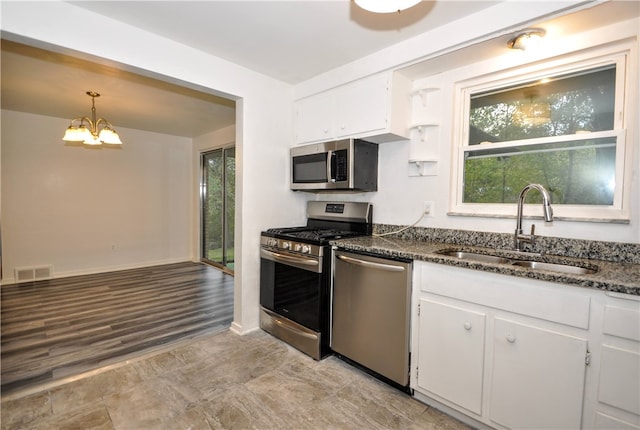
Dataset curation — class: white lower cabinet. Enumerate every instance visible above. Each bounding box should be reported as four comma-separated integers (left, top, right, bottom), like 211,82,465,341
417,298,486,414
489,318,587,429
594,294,640,429
412,261,593,429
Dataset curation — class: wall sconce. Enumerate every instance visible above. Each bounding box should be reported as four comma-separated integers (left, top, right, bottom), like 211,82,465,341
354,0,421,13
507,28,546,51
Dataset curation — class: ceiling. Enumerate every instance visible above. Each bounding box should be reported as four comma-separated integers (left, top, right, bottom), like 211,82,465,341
1,1,637,139
68,0,499,85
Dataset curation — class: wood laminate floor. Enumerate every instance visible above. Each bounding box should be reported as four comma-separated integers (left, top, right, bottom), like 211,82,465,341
1,262,234,396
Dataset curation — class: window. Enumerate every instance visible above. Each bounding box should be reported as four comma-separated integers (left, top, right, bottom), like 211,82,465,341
452,49,632,221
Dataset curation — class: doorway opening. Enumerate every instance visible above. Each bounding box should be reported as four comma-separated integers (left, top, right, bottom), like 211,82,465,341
201,146,235,273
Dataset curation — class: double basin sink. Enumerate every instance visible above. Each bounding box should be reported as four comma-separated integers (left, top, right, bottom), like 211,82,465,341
436,250,597,275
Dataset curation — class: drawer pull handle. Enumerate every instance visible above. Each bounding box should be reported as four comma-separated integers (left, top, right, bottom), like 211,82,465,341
463,322,472,331
506,333,516,343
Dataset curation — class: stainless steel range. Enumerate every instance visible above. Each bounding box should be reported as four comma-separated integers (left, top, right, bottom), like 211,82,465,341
259,201,372,359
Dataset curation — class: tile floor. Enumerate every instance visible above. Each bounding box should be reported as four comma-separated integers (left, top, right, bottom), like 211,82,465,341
1,330,472,430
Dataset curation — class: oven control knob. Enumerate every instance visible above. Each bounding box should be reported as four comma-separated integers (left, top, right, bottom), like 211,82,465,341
294,244,302,252
301,245,311,254
282,241,291,250
268,238,277,247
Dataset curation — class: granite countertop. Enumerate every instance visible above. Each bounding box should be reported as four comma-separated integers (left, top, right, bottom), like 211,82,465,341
331,234,640,296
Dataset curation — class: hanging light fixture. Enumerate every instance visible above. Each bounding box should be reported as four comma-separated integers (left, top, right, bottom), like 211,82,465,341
354,0,421,13
62,91,123,145
507,28,546,51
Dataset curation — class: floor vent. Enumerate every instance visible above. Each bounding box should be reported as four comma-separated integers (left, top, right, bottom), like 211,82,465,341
14,266,53,283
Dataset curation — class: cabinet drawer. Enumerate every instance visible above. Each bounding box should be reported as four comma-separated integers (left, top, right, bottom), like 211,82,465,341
419,262,591,329
603,305,640,342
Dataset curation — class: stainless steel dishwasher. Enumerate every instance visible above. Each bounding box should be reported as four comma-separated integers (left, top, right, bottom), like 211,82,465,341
331,250,412,388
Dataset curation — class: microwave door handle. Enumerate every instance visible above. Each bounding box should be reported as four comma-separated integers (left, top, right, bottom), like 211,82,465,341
328,151,336,182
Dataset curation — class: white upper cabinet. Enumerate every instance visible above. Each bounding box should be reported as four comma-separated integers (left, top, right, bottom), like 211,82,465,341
335,74,389,139
293,91,335,144
294,72,411,145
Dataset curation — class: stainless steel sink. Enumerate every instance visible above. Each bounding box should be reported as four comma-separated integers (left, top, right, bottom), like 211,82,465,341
436,249,597,275
511,260,597,275
437,250,511,265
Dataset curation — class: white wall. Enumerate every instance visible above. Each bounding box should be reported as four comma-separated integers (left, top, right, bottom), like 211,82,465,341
1,110,193,282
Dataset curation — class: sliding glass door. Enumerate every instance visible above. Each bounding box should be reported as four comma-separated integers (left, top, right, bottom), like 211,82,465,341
201,146,235,272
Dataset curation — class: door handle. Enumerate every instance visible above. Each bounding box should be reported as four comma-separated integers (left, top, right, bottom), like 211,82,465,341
337,254,405,272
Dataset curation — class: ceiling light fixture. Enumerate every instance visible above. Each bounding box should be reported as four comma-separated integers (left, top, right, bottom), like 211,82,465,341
354,0,421,13
62,91,123,145
507,28,546,51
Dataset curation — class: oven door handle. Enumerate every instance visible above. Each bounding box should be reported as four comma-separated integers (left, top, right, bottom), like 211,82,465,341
337,254,405,272
261,248,320,268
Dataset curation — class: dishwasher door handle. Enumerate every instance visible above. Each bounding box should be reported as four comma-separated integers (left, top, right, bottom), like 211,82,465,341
337,254,405,272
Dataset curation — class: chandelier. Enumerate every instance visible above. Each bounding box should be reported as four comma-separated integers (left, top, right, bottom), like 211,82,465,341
62,91,123,145
354,0,421,13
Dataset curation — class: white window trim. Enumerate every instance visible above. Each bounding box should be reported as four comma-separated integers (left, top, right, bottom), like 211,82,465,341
449,43,635,223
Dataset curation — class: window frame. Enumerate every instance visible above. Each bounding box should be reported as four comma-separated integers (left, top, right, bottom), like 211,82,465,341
450,45,634,222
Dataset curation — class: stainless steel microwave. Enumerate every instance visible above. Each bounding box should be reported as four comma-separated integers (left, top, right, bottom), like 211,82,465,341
290,139,378,191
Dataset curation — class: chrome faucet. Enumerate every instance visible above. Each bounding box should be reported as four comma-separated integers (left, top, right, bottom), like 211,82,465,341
514,184,553,251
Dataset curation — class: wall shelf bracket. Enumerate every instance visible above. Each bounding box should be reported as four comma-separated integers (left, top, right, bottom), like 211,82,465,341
409,159,438,176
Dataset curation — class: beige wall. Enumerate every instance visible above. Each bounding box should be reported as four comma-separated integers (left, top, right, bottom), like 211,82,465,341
1,110,193,283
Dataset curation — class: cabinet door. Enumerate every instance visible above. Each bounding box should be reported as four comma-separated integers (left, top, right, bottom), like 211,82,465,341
490,318,587,429
336,74,389,138
294,91,334,144
416,298,486,414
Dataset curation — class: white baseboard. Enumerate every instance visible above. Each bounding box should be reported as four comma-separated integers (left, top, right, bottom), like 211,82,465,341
229,321,261,336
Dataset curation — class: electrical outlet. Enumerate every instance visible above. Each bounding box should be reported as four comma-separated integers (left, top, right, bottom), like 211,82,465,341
424,201,435,217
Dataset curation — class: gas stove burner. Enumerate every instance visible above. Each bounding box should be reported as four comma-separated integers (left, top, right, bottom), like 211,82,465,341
265,227,363,243
266,226,310,235
313,229,362,240
264,201,372,245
